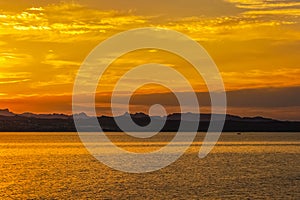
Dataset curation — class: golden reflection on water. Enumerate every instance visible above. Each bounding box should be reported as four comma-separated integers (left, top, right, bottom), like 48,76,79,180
0,141,299,155
0,132,299,199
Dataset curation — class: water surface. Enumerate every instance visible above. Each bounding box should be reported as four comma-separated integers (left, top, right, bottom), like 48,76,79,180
0,132,299,199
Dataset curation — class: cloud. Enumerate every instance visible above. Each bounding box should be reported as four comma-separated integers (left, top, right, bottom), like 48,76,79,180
225,0,300,10
223,0,300,23
0,2,299,120
1,86,299,120
161,13,299,42
226,86,300,107
105,86,300,108
0,72,31,85
244,9,300,16
0,51,33,68
222,68,300,90
0,93,73,114
0,79,30,84
0,3,150,42
76,0,242,17
1,1,298,44
1,2,299,44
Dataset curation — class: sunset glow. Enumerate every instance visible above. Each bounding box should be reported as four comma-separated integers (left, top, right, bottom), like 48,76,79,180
0,0,299,120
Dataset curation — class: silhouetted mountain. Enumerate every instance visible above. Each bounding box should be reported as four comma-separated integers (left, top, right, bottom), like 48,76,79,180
19,112,70,119
72,112,89,119
0,109,15,117
0,109,299,132
0,109,70,119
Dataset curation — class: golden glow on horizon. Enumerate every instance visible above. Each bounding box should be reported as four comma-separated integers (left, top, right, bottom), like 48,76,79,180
0,1,299,119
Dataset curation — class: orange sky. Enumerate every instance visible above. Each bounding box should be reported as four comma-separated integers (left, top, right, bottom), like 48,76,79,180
0,0,300,120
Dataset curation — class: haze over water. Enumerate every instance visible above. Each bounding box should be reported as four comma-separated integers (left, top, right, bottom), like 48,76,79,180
0,132,299,199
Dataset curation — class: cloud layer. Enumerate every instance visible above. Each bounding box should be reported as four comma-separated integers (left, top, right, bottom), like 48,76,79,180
0,1,299,119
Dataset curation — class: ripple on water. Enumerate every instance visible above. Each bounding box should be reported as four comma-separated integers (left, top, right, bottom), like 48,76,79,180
0,132,299,199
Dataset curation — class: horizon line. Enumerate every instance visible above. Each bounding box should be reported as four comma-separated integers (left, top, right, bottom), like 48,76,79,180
1,108,298,122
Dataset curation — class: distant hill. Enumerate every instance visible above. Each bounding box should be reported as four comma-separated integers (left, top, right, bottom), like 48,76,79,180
0,109,15,117
0,109,299,132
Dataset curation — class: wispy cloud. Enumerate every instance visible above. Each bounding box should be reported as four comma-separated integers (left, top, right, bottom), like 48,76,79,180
0,52,33,68
222,68,300,90
244,9,300,16
0,3,150,42
224,0,300,18
225,0,300,9
0,2,299,119
0,72,31,84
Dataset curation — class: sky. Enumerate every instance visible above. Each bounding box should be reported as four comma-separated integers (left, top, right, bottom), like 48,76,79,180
0,0,299,120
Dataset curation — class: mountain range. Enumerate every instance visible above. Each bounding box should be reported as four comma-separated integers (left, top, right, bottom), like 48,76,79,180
0,108,299,132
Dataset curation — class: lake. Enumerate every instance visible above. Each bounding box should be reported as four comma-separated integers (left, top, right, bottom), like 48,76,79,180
0,132,299,199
